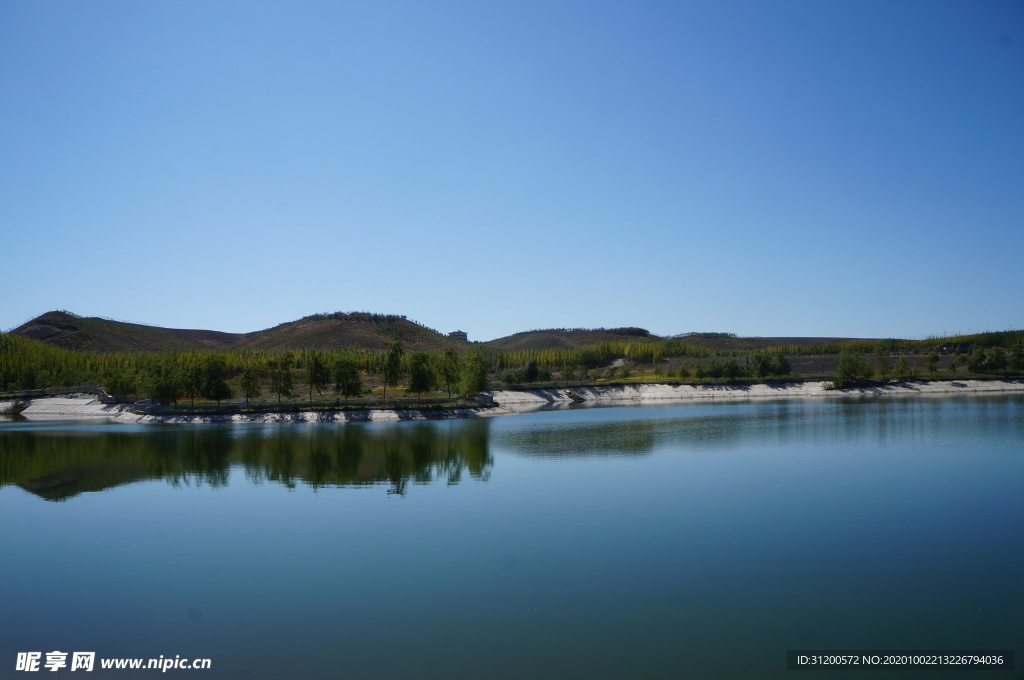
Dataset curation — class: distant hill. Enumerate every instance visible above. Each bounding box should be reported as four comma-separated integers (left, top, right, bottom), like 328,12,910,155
480,328,870,352
673,332,871,352
12,311,242,353
235,312,461,352
11,311,884,356
484,327,658,351
11,311,460,353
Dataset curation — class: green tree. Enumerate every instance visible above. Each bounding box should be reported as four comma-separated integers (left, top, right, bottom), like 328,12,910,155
20,364,38,391
145,357,183,405
562,365,577,382
58,365,81,389
502,370,524,386
752,353,773,379
948,354,963,374
692,363,707,381
894,356,909,380
986,347,1008,376
305,350,332,405
460,347,488,396
722,359,744,381
268,352,294,408
838,351,871,382
1010,344,1024,374
925,353,939,376
437,347,461,399
240,367,262,407
522,359,539,384
773,353,791,378
182,357,204,408
705,360,725,381
677,363,691,381
333,356,362,405
406,351,437,397
875,355,892,379
201,355,234,407
968,348,987,376
381,342,406,403
103,368,136,398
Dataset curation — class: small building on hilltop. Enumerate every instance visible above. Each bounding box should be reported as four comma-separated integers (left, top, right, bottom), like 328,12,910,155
449,330,468,342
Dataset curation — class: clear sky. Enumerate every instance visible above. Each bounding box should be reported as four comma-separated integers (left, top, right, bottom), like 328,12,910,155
2,0,1021,342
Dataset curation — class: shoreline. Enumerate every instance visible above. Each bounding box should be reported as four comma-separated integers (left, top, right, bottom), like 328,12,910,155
5,379,1023,424
490,379,1024,411
7,397,514,424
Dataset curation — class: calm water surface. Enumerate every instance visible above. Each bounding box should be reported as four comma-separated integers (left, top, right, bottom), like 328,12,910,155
1,396,1022,678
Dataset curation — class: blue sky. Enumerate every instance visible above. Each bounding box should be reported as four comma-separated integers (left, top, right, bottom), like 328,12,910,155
2,0,1021,341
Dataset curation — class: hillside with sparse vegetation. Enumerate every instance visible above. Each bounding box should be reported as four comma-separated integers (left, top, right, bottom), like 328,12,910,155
3,311,1022,412
484,327,657,351
233,312,461,352
12,310,459,354
12,310,241,353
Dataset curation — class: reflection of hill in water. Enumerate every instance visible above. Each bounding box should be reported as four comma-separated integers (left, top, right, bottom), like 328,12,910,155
498,396,1024,459
496,419,662,457
0,422,491,501
494,409,796,458
6,396,1014,500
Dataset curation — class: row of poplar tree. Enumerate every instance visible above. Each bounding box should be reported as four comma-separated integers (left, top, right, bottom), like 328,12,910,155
99,344,491,406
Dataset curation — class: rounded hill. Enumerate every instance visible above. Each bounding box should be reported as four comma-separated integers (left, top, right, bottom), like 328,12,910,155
237,312,460,352
484,327,657,351
11,311,460,353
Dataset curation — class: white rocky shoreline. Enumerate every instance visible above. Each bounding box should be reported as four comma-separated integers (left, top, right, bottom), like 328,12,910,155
2,379,1022,424
489,378,1024,410
2,397,516,424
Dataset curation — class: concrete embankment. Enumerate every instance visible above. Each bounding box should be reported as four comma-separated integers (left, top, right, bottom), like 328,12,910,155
14,394,512,424
487,379,1024,412
19,396,136,419
9,381,1024,423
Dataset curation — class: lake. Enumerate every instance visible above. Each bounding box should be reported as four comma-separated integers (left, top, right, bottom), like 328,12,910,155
2,395,1022,678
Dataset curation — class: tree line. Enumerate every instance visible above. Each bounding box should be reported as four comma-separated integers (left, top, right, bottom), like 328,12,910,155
3,328,1023,400
835,345,1024,384
501,352,792,386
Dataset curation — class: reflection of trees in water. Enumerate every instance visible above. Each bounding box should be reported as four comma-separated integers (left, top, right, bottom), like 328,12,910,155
497,397,1023,459
823,395,1019,448
494,411,788,458
0,430,230,501
1,422,492,501
238,421,492,495
178,428,232,488
8,397,1011,501
498,419,661,457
